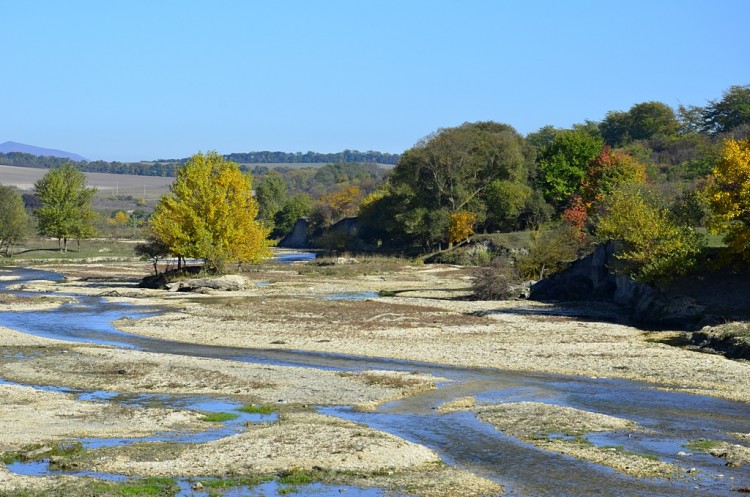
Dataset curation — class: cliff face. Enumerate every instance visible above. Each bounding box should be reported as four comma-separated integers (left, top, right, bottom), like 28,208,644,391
530,243,708,329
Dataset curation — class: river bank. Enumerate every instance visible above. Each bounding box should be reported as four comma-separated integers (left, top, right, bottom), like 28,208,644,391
1,259,750,496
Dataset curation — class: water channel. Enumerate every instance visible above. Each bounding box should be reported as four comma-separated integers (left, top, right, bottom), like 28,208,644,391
1,265,749,496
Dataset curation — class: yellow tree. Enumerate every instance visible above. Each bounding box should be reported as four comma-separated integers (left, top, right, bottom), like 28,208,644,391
706,138,750,262
595,184,703,283
448,210,477,247
150,151,272,272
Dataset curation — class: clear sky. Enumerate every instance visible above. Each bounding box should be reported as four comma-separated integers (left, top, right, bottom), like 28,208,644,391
2,0,749,162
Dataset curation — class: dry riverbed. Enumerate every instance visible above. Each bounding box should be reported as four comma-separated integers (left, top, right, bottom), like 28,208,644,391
2,258,750,495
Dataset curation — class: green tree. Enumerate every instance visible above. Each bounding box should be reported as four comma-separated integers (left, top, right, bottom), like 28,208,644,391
538,129,603,208
255,171,287,228
595,184,704,283
385,121,535,247
150,151,272,272
0,185,29,256
33,162,97,252
393,121,534,214
599,102,679,147
702,85,750,134
273,193,313,237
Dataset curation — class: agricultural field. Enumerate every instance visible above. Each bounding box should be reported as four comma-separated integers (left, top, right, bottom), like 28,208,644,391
0,165,173,202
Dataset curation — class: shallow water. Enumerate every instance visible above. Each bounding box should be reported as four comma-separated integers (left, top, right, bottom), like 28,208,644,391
1,266,750,496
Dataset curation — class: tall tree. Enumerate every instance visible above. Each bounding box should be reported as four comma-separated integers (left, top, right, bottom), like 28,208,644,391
150,151,272,272
254,171,287,228
0,185,29,256
33,162,97,251
393,121,534,213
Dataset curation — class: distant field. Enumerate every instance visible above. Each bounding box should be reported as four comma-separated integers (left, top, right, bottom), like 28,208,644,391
237,162,394,170
0,164,173,200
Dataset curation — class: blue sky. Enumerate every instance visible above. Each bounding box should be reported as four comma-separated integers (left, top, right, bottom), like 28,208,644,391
2,1,749,162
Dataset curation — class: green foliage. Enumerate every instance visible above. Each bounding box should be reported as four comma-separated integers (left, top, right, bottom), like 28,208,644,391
134,231,172,274
393,121,533,213
33,162,97,251
538,129,604,208
685,439,722,452
150,151,272,272
485,180,532,231
516,224,585,280
237,404,276,414
272,193,313,237
595,184,704,283
200,412,239,422
599,101,679,147
0,185,29,256
255,171,287,228
701,85,750,134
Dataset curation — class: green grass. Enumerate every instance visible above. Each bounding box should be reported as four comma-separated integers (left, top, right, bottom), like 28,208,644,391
686,439,722,452
278,469,317,484
5,238,139,261
199,412,239,423
237,404,277,415
1,441,84,464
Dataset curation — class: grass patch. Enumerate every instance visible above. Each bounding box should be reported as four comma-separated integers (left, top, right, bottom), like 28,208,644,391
237,404,276,415
278,469,317,484
7,238,139,261
1,441,85,464
200,412,239,423
686,439,722,452
118,477,178,495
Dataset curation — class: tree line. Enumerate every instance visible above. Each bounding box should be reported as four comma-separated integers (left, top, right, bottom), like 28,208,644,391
0,149,400,178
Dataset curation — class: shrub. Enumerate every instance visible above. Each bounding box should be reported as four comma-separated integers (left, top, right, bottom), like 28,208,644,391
473,256,519,300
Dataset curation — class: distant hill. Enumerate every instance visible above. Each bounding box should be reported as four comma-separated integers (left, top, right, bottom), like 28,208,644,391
0,141,87,162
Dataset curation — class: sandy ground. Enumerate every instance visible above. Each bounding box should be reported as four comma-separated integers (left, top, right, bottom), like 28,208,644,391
2,259,750,495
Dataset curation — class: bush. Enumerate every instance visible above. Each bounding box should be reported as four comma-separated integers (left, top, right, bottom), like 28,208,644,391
516,223,586,280
473,256,520,300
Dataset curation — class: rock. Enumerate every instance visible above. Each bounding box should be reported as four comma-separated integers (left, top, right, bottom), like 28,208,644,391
278,218,310,249
166,275,247,293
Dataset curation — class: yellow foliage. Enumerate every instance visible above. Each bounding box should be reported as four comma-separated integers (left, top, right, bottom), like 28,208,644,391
150,151,272,271
706,138,750,262
108,210,129,225
448,210,476,244
319,185,362,218
596,185,703,282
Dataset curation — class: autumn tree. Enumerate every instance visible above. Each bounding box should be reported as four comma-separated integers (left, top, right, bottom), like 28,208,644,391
704,138,750,262
0,185,29,256
33,162,97,251
448,210,477,247
150,151,272,272
595,184,704,283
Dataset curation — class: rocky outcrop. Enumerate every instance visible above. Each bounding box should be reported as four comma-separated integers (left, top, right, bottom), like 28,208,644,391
530,243,707,329
278,218,311,249
165,275,247,293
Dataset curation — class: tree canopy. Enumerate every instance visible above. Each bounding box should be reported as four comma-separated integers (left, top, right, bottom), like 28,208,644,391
705,138,750,262
0,185,29,256
150,151,272,271
33,162,97,251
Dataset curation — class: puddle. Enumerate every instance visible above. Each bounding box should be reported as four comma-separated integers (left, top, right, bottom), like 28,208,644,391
323,292,379,301
274,252,317,263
